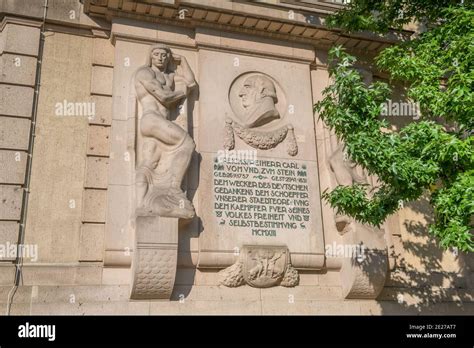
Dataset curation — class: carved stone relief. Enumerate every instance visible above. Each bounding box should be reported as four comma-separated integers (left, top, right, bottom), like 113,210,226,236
130,44,196,299
134,43,196,219
219,245,299,288
223,72,298,156
198,51,324,271
328,140,389,299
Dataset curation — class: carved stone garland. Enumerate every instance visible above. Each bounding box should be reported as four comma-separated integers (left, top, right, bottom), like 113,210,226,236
224,119,298,156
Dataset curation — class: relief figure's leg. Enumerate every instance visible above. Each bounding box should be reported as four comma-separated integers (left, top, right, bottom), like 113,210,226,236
329,145,353,187
141,111,195,190
140,112,187,147
328,145,354,233
136,139,161,208
168,135,195,190
138,111,195,218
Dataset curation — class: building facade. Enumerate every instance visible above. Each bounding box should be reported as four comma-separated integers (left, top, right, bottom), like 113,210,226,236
0,0,472,315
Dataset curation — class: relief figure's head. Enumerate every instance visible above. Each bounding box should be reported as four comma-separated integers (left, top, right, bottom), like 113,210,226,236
238,75,278,109
237,75,279,128
148,44,172,72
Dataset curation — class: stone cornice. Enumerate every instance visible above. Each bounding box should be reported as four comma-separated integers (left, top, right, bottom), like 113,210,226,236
111,18,316,65
85,0,411,56
0,16,43,32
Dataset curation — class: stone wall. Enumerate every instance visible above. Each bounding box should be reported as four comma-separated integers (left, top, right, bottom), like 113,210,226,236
0,16,41,282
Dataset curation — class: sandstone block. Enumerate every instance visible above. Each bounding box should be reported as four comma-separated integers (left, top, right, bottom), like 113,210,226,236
0,117,30,150
0,185,22,220
82,189,107,223
85,156,109,189
0,150,27,184
79,223,105,261
0,85,34,117
87,125,110,156
91,65,113,96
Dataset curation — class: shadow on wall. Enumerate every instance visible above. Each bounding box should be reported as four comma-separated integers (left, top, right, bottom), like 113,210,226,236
355,194,472,314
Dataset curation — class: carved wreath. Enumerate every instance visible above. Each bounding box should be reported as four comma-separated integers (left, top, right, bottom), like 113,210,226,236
224,118,298,156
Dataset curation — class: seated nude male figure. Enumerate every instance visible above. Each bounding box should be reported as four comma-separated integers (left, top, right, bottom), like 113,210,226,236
134,44,196,219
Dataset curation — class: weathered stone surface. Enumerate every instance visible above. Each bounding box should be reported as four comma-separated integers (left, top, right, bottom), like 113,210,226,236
112,18,195,48
24,32,91,264
0,117,30,150
193,269,221,285
87,125,110,156
0,221,19,243
45,0,83,24
0,221,20,261
317,271,342,286
195,27,314,62
0,85,34,117
3,24,40,56
0,264,15,285
171,285,261,302
107,119,133,186
149,299,261,315
260,285,343,301
0,285,32,303
0,150,27,184
3,302,31,315
104,184,133,266
82,189,107,223
19,285,130,304
111,40,150,121
89,95,112,125
102,268,131,285
91,65,113,96
261,299,361,315
1,0,108,29
3,283,466,314
79,223,105,261
298,271,320,286
19,264,103,285
30,301,149,315
0,185,22,220
93,37,114,67
85,156,109,189
0,53,37,86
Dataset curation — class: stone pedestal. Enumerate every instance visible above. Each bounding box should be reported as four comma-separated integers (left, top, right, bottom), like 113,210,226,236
130,216,178,300
340,221,388,299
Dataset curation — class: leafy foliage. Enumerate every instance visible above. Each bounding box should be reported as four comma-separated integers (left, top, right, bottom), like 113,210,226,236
315,2,473,251
326,0,465,32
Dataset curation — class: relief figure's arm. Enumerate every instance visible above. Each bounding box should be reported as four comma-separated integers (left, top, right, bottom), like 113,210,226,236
173,54,196,89
137,69,185,106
